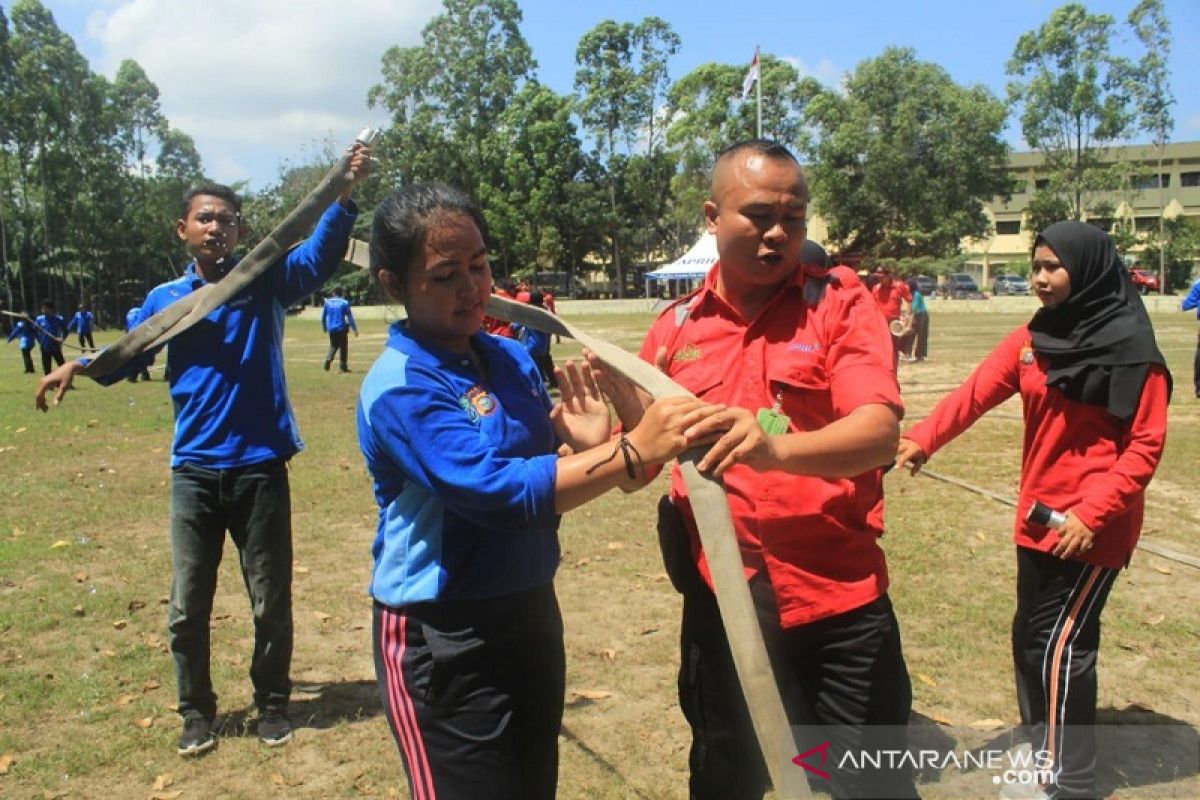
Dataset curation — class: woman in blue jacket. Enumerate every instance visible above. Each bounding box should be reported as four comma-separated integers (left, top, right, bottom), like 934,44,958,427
358,183,717,800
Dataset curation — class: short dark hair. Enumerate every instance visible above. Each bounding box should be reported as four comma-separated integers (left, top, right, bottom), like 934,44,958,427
715,138,800,168
41,299,54,310
712,139,807,201
369,183,489,286
181,183,242,220
333,287,344,297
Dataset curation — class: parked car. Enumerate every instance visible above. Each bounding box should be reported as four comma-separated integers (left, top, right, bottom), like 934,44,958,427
913,274,938,296
991,274,1031,295
943,272,981,299
1128,269,1160,294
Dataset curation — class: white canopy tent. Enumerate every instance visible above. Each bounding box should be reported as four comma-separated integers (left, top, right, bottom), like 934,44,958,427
644,232,718,298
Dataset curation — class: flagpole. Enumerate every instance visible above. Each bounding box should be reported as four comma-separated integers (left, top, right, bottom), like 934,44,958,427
755,46,762,138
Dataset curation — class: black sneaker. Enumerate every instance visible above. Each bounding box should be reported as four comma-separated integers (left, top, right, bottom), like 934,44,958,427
258,707,293,746
177,715,216,757
323,360,331,372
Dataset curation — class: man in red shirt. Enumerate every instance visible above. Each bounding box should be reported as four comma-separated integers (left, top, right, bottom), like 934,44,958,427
625,140,916,799
871,266,913,369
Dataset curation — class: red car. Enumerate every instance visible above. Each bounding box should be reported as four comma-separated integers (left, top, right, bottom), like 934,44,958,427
1128,269,1160,294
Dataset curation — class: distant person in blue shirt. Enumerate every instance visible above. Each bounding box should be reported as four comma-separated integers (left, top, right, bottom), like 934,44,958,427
123,306,153,382
514,290,556,388
67,303,96,351
6,312,36,373
35,144,372,758
321,286,358,372
358,183,718,800
35,300,67,375
1183,277,1200,398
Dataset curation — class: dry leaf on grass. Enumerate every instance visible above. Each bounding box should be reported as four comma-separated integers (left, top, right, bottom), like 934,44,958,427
143,680,161,691
571,689,613,701
924,710,954,726
152,773,174,790
0,753,14,774
115,694,137,707
968,718,1007,731
73,571,88,582
113,620,129,630
50,540,70,549
271,772,285,786
1145,614,1165,626
1153,565,1172,575
149,792,183,800
72,605,86,617
128,599,146,612
133,716,155,729
916,673,937,687
606,542,624,551
313,611,332,622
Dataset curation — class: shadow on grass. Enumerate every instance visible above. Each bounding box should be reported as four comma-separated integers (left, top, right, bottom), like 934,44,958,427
560,723,652,800
214,679,382,739
959,704,1199,796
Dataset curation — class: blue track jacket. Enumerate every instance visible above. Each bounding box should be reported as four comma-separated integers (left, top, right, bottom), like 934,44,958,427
91,200,358,468
358,324,561,605
34,314,66,350
68,311,95,335
6,320,34,350
321,297,357,333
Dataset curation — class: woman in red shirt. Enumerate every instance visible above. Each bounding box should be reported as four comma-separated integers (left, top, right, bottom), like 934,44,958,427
896,221,1171,799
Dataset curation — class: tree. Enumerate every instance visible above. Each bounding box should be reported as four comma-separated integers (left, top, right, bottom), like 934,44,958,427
368,0,535,196
1006,3,1135,221
574,17,679,297
804,47,1011,258
1138,215,1199,292
664,56,820,250
478,82,592,277
1128,0,1174,293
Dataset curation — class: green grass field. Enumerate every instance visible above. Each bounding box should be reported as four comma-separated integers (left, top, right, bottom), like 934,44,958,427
1,307,1197,798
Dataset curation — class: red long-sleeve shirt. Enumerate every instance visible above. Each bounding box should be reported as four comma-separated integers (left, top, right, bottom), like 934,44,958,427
640,266,903,627
903,326,1169,568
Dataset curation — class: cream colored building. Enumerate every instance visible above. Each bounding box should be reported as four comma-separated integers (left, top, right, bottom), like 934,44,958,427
962,140,1200,284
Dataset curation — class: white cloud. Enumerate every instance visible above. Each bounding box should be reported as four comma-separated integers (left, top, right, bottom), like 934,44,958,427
83,0,441,187
781,55,846,90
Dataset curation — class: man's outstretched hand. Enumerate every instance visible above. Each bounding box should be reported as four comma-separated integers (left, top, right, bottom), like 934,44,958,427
35,360,86,411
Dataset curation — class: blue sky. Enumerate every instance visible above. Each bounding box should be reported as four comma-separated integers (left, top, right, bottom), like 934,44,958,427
29,0,1200,190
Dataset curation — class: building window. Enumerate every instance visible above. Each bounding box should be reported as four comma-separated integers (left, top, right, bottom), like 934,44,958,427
1134,216,1159,232
1182,171,1200,187
1132,173,1171,190
1089,218,1114,232
1035,178,1051,190
995,220,1021,235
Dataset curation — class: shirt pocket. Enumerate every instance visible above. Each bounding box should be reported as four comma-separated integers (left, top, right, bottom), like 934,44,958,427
766,357,832,430
668,361,725,401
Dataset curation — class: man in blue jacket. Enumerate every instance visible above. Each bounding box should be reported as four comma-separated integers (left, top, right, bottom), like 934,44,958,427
67,303,96,351
1183,277,1200,398
123,306,153,382
6,313,36,373
320,287,357,372
35,145,371,757
35,300,67,375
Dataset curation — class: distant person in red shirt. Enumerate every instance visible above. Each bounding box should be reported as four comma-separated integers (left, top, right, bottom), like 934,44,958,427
514,278,533,304
483,282,516,337
896,221,1171,800
871,266,912,370
603,139,915,800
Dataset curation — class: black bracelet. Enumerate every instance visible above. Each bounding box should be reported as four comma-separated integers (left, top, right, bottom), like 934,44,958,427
586,434,645,479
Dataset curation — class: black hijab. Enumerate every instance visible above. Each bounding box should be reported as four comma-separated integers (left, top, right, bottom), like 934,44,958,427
1028,220,1171,423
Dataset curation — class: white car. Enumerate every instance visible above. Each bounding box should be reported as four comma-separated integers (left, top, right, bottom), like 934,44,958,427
992,274,1031,295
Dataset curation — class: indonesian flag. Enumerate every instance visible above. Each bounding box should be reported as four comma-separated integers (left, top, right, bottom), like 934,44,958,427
741,48,760,99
